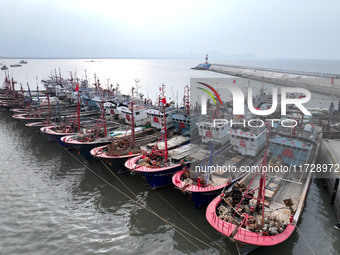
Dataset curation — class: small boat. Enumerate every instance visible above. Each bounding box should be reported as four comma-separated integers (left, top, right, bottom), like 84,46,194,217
1,65,8,70
19,60,28,64
10,64,22,67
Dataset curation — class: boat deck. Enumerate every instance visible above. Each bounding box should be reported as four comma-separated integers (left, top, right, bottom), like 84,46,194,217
244,167,308,222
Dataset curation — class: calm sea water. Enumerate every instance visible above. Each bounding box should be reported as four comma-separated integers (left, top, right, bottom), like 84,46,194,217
0,59,340,255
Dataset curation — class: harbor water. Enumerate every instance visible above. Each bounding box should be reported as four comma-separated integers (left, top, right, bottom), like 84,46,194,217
1,59,340,255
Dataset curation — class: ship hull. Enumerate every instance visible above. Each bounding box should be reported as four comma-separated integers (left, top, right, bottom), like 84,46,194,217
172,170,229,208
125,155,190,189
90,146,139,174
138,164,188,189
61,136,111,161
190,188,225,208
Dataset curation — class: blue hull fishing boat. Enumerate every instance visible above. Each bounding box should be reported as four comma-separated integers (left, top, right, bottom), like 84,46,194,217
125,84,190,188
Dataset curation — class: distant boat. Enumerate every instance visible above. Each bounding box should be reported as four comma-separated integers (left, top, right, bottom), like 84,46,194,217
19,60,28,64
1,65,8,70
10,64,22,67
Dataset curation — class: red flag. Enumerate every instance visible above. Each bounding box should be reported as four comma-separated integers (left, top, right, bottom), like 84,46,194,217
233,79,236,83
161,98,166,104
75,84,79,91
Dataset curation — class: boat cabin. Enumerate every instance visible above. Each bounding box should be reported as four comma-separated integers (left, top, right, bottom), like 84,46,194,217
145,109,173,129
230,126,267,156
197,119,230,146
118,105,148,127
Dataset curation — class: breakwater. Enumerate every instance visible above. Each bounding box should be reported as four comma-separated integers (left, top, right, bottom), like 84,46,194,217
208,64,340,97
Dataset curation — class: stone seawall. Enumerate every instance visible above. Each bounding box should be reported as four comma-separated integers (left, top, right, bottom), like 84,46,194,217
209,64,340,97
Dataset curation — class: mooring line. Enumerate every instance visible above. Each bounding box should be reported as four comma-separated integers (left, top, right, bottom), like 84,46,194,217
295,225,316,255
5,126,34,162
60,147,218,255
97,157,231,255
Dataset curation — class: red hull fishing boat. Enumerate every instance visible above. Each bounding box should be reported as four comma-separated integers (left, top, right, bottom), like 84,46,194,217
206,124,321,254
40,92,82,146
90,102,158,174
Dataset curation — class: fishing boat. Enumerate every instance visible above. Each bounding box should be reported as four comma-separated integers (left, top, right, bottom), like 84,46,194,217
40,93,82,146
1,65,8,70
125,85,190,189
12,85,49,123
19,60,28,64
206,121,321,255
60,99,114,160
172,141,231,208
90,102,158,174
10,64,22,67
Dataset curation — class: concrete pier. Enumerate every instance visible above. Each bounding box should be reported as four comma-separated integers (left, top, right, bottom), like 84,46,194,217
208,64,340,97
318,139,340,220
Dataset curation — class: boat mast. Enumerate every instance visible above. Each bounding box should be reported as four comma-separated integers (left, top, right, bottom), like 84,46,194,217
11,78,15,98
151,84,168,164
257,132,269,218
102,98,107,137
131,102,135,148
162,85,168,162
20,83,24,99
77,93,81,131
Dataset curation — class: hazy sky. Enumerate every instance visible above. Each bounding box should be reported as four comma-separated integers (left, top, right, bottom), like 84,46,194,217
1,0,339,59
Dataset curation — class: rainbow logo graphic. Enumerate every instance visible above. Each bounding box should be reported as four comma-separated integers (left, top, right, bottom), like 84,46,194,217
196,82,223,107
